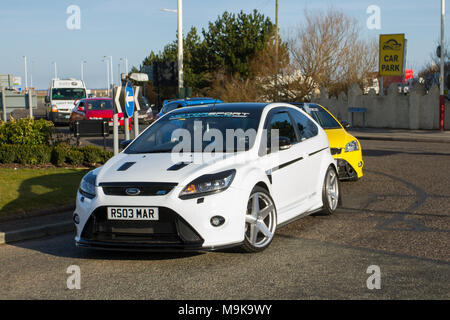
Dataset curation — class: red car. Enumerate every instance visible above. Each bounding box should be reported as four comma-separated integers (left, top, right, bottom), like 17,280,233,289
69,98,132,131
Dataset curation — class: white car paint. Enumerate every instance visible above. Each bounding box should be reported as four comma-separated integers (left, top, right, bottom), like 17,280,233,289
74,102,337,251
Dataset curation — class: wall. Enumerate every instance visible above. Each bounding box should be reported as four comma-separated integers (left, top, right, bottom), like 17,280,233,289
311,83,450,130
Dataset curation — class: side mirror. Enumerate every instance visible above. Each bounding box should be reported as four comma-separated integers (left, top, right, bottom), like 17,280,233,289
279,136,292,150
340,120,350,129
120,139,132,150
45,96,50,103
77,106,85,112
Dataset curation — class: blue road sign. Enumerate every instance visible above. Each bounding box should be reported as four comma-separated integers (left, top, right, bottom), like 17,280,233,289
124,81,135,118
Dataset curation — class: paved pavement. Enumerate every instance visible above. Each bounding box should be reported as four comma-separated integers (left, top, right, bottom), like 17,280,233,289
0,139,448,299
349,128,450,143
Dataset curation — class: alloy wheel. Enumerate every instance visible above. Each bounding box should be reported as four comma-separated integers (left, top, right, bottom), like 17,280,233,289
245,191,277,249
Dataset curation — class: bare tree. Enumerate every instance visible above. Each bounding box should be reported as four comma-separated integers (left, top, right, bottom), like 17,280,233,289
288,8,378,99
208,35,291,102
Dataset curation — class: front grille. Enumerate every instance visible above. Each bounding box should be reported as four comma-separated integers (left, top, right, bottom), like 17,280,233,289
81,206,203,245
330,148,342,155
100,182,177,196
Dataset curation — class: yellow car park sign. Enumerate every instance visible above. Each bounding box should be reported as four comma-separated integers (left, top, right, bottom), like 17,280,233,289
379,34,405,76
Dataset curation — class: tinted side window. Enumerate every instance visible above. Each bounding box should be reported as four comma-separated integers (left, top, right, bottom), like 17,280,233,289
289,109,318,141
303,104,341,129
267,112,298,144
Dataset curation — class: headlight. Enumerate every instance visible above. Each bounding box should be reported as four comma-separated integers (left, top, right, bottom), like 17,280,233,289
79,167,101,199
344,140,359,152
179,169,236,199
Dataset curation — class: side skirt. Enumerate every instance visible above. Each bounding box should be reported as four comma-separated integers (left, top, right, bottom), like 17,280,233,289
277,207,323,229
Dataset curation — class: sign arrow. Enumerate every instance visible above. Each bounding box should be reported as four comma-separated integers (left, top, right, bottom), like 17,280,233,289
114,86,122,113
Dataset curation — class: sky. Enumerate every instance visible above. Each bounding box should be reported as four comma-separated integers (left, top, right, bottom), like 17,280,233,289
0,0,447,90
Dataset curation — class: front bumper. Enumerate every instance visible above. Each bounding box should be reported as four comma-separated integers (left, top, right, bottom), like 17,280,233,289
74,185,248,251
331,147,363,180
49,111,71,123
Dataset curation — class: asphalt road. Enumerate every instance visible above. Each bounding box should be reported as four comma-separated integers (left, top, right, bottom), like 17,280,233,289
0,139,449,299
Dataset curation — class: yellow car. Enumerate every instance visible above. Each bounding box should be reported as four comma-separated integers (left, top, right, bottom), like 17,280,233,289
293,103,363,181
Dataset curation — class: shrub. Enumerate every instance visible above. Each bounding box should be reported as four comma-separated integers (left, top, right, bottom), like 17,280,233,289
0,145,17,163
0,118,54,146
16,145,52,165
66,149,84,166
0,144,51,165
101,150,114,163
0,142,110,166
78,145,103,164
51,143,70,166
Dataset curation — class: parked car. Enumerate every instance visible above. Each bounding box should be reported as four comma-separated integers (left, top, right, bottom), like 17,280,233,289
74,102,339,252
136,96,154,124
155,97,223,120
291,102,363,181
69,98,131,132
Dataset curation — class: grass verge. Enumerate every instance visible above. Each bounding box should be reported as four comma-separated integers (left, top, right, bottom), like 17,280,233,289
0,167,89,216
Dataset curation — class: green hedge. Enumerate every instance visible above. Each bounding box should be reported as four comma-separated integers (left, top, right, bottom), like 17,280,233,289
0,144,113,166
0,118,54,145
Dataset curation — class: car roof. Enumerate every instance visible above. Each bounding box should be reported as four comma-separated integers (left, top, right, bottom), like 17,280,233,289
165,97,221,105
80,98,112,102
168,102,270,115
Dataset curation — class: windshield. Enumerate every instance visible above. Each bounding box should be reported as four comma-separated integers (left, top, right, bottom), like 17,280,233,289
125,110,261,154
302,104,341,129
161,102,182,114
85,100,113,111
52,88,86,100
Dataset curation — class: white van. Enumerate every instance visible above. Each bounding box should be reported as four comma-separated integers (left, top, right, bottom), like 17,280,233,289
45,79,86,123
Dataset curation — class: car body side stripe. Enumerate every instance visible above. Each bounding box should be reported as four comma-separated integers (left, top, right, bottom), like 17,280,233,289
308,147,328,157
271,156,304,173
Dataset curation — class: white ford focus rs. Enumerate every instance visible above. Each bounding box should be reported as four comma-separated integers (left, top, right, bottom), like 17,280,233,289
74,103,340,252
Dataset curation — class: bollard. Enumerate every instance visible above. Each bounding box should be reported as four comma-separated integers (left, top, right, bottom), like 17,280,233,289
134,111,139,138
113,113,119,155
125,116,130,140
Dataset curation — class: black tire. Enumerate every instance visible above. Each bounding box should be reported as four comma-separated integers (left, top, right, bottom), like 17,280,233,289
240,186,277,253
320,166,341,215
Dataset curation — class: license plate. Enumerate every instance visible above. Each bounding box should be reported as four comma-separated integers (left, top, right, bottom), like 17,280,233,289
107,207,159,220
64,115,70,119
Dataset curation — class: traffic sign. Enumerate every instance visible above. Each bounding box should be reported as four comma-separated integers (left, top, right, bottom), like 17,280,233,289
379,34,406,76
124,81,135,118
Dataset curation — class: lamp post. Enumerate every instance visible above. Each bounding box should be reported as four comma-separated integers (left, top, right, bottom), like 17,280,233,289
103,58,110,96
439,0,446,131
52,61,57,79
23,56,28,91
161,0,183,94
120,57,129,75
81,60,87,82
104,56,113,87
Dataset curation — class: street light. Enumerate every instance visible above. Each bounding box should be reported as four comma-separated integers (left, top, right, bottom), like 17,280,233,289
104,56,114,88
102,58,110,95
52,61,57,79
30,59,34,89
161,0,183,93
439,0,446,131
120,57,129,75
23,56,28,91
81,60,87,82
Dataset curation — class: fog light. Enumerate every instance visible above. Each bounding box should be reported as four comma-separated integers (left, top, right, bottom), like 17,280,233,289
73,214,80,224
210,215,225,227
